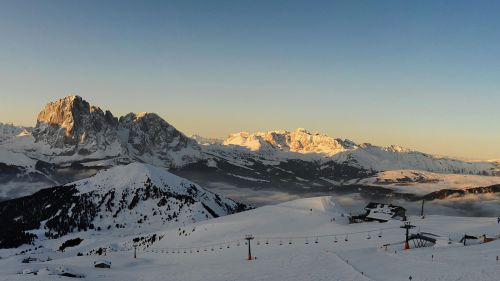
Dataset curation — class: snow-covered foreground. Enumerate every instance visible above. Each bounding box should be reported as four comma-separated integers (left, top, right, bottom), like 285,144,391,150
1,197,499,281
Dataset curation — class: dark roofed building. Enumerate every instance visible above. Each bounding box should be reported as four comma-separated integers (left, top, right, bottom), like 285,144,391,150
94,260,111,269
361,202,406,222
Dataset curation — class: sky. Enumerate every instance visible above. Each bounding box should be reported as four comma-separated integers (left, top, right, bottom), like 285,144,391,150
0,0,499,160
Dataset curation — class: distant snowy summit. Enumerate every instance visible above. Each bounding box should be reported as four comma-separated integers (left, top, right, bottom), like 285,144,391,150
0,123,29,142
222,128,357,155
204,128,498,175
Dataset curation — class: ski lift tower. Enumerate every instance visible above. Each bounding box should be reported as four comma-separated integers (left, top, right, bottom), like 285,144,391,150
401,222,416,250
245,234,255,260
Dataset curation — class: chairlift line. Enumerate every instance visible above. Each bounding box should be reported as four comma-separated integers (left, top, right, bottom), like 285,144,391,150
139,225,403,257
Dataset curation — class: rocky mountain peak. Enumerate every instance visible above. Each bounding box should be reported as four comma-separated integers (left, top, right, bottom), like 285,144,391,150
33,95,118,153
222,128,353,155
118,112,202,167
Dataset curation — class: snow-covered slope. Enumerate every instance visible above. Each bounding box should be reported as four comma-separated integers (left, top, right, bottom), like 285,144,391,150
0,162,247,248
0,196,499,281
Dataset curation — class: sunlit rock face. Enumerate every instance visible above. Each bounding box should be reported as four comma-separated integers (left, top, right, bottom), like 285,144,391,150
33,95,119,155
26,95,203,167
223,128,355,155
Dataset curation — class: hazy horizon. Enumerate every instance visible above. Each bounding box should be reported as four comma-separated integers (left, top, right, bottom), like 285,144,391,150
1,1,500,160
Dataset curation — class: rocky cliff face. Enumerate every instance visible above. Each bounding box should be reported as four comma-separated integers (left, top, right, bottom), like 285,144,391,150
223,128,355,155
20,96,203,167
33,95,119,155
119,112,202,167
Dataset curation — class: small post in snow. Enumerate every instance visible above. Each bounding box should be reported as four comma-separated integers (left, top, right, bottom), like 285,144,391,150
133,245,137,259
420,200,425,219
245,234,254,260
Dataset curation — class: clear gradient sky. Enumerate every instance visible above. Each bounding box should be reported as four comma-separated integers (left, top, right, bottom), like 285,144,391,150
0,0,499,160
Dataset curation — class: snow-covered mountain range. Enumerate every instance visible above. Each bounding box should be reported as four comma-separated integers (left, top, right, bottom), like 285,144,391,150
1,95,499,203
0,162,247,248
212,128,497,175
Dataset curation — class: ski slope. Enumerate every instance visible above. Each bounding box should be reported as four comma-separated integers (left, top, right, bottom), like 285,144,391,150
0,196,499,281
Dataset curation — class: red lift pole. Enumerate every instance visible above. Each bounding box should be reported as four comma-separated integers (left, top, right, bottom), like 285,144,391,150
245,234,254,260
401,222,416,250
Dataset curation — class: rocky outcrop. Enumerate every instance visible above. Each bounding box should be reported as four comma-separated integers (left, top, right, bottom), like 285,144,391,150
120,112,197,155
24,96,202,167
33,95,119,155
223,128,355,155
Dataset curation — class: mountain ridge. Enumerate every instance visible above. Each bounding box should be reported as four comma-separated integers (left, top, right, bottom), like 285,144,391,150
0,95,499,203
0,162,248,248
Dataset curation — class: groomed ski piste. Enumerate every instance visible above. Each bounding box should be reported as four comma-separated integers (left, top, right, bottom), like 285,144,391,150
0,196,499,281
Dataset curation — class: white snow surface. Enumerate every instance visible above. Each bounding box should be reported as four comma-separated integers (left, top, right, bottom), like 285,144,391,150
1,196,499,281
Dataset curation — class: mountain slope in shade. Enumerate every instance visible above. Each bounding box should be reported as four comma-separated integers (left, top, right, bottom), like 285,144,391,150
119,112,202,167
0,162,247,248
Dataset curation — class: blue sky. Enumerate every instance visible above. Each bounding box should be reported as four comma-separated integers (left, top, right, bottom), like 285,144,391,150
0,0,499,159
